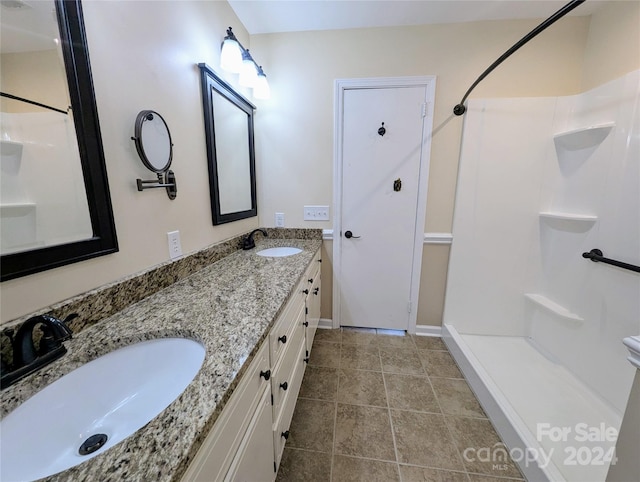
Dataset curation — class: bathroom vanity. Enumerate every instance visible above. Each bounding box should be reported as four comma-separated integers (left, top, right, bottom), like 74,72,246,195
0,235,322,481
182,247,321,481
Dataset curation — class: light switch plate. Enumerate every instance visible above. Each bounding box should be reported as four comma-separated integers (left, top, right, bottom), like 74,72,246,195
167,230,182,259
303,205,329,221
275,212,285,227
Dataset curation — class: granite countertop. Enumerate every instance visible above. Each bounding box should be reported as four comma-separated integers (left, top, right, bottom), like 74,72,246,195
1,237,322,482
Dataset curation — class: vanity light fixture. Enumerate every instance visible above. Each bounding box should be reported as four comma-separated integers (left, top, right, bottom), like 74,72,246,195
239,49,258,87
254,66,270,100
220,27,270,99
220,28,243,73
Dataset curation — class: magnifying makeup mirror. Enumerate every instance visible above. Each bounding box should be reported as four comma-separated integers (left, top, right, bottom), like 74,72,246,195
131,110,177,199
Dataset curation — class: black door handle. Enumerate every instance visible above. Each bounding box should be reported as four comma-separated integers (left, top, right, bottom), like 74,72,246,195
280,381,288,391
278,335,287,344
344,230,361,239
259,369,271,381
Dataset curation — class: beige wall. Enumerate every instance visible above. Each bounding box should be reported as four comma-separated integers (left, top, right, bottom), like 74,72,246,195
0,49,69,113
0,1,257,323
582,0,640,91
251,15,592,323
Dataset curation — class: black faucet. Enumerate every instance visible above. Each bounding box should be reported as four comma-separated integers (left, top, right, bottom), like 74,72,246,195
1,314,75,389
243,228,268,250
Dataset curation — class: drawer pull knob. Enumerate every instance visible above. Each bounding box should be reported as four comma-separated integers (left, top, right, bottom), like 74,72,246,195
259,369,271,381
308,278,314,284
278,335,287,344
303,321,309,327
280,381,288,391
302,289,309,295
281,430,290,440
303,357,309,363
314,287,319,295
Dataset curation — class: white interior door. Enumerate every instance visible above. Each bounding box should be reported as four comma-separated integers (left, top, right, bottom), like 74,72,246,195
339,84,428,330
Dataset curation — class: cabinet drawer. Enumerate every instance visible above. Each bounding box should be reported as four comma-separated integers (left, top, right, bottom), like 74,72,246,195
273,340,307,469
300,253,320,297
181,341,271,482
271,304,305,423
268,293,301,368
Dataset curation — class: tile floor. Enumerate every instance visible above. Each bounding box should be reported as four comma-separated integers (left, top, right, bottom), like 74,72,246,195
276,328,525,482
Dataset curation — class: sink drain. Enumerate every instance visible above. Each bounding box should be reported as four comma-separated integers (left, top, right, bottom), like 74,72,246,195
79,433,108,456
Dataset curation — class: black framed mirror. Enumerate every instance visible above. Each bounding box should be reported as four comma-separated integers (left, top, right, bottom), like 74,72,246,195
198,63,257,225
0,0,118,281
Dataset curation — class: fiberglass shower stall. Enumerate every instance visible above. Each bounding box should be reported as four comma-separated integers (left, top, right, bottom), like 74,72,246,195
442,69,639,482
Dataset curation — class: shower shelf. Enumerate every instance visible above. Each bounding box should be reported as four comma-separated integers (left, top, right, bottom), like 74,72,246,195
553,122,614,150
539,212,598,223
1,140,23,155
524,293,583,322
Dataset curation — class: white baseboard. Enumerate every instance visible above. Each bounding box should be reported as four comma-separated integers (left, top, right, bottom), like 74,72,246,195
320,231,451,244
319,320,443,335
414,324,443,336
318,318,334,329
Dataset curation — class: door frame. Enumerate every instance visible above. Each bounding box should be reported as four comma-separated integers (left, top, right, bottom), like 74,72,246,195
332,76,436,334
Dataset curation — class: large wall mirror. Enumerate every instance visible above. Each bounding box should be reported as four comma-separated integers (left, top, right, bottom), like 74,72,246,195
198,63,257,225
0,0,118,281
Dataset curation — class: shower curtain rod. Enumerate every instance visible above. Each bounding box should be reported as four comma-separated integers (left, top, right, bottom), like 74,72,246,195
583,249,640,274
453,0,586,116
1,92,69,116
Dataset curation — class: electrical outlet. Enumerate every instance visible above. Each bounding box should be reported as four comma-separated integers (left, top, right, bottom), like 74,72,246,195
167,230,182,259
303,205,330,221
275,212,285,227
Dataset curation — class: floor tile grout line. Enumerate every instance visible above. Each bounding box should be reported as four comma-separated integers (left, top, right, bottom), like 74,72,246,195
332,453,402,464
398,461,473,481
419,351,471,478
381,354,403,482
440,404,475,477
466,470,525,481
329,342,341,482
283,446,333,455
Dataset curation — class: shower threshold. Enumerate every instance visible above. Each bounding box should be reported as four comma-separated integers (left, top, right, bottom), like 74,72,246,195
443,325,620,482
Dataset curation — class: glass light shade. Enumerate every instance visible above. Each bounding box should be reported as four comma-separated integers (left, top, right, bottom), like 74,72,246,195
220,38,242,73
239,58,258,87
253,72,270,99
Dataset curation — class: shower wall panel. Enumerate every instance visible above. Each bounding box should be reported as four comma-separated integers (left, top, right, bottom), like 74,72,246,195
445,70,639,413
533,70,639,413
444,97,556,336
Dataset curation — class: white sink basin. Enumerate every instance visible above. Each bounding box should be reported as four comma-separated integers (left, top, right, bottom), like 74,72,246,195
0,337,205,481
256,247,302,257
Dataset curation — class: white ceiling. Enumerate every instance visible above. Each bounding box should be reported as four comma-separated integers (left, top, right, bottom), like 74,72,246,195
228,0,604,35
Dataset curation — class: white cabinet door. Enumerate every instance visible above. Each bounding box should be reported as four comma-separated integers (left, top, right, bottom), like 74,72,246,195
225,385,275,482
